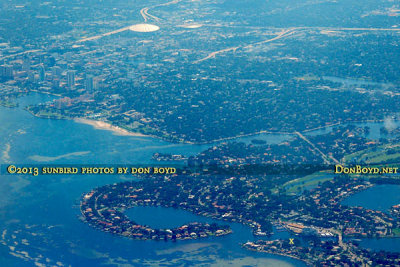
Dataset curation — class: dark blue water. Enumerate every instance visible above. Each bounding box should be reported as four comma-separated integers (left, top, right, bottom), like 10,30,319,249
125,206,292,245
0,93,306,266
228,132,293,146
341,185,400,252
304,121,388,140
1,93,398,266
359,238,400,253
341,185,400,212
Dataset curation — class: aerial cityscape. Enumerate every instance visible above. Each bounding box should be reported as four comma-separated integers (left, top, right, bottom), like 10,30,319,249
1,0,400,266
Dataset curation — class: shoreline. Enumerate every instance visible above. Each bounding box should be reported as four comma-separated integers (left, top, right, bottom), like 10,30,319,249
190,118,388,145
23,92,392,145
35,113,390,146
74,118,148,137
243,246,312,266
30,89,62,97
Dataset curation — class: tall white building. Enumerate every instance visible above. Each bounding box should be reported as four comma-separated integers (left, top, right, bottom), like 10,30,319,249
38,65,45,82
0,65,13,79
85,75,94,92
67,70,75,89
22,56,30,71
52,66,62,78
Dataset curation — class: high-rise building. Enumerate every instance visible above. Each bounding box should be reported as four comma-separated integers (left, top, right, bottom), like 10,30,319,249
28,72,35,83
67,70,75,89
0,65,13,79
85,75,94,92
22,56,30,71
93,78,99,91
52,79,60,89
38,65,45,82
52,66,62,78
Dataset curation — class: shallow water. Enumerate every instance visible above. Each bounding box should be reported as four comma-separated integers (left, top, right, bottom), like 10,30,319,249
0,93,306,266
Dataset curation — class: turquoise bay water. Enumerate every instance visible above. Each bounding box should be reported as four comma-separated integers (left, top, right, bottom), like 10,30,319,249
0,93,305,266
1,93,399,266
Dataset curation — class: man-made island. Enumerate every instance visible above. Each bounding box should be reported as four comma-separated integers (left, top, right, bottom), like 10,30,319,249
80,169,400,265
78,123,400,265
80,178,233,241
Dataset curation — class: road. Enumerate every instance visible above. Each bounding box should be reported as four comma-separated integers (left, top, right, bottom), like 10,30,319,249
77,0,183,42
193,29,295,63
140,7,161,22
295,131,339,165
242,29,294,49
140,0,181,22
0,49,42,61
77,26,132,43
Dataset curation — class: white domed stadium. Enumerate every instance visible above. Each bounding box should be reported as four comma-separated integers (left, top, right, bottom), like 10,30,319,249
129,24,160,32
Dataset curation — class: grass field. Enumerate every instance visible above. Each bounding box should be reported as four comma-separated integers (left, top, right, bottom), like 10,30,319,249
283,171,334,194
393,228,400,237
343,143,400,164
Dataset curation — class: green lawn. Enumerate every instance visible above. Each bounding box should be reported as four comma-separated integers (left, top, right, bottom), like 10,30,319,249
392,228,400,237
344,143,400,164
283,171,334,194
